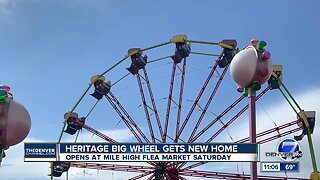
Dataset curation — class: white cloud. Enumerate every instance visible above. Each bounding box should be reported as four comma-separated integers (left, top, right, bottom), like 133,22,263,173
0,0,16,14
0,0,11,5
0,138,50,180
0,129,147,180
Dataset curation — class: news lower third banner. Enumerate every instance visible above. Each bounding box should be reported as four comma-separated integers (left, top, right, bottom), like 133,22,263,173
24,143,259,162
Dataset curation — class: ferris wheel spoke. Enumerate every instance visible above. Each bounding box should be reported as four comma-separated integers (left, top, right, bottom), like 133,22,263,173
129,171,154,180
166,172,175,180
179,176,187,180
180,169,308,179
179,169,244,179
236,118,302,143
108,92,151,143
143,68,164,139
190,95,245,143
82,124,118,143
188,64,229,142
70,162,153,173
257,127,302,144
175,58,187,143
167,171,185,180
179,161,206,171
163,44,179,143
167,162,178,170
178,87,270,170
136,71,156,143
190,87,270,142
205,88,269,143
236,125,302,144
205,87,270,143
105,94,143,143
176,52,222,142
206,104,249,143
163,173,170,180
147,173,156,180
83,123,157,167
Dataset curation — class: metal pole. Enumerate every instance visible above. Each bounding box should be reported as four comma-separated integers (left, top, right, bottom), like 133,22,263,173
50,162,53,180
306,129,319,180
249,88,257,180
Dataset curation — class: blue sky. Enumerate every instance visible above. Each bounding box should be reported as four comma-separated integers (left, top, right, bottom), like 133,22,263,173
0,0,319,179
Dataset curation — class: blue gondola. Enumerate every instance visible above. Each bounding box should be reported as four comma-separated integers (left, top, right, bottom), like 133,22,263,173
90,76,111,100
126,48,147,75
171,42,191,64
218,39,238,68
49,162,71,177
294,111,316,141
64,112,85,135
268,65,283,90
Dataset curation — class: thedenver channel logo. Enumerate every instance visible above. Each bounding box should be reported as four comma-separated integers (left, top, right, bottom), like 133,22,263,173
266,138,303,161
24,143,56,160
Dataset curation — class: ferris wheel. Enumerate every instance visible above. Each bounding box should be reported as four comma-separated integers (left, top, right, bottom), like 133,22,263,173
50,35,318,180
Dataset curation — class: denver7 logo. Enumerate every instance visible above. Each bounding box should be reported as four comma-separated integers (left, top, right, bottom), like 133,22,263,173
277,139,302,161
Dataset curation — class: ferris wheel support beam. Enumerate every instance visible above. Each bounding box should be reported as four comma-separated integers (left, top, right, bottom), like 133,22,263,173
248,88,257,180
143,68,164,139
136,71,156,143
163,44,179,142
188,64,229,142
176,55,222,142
